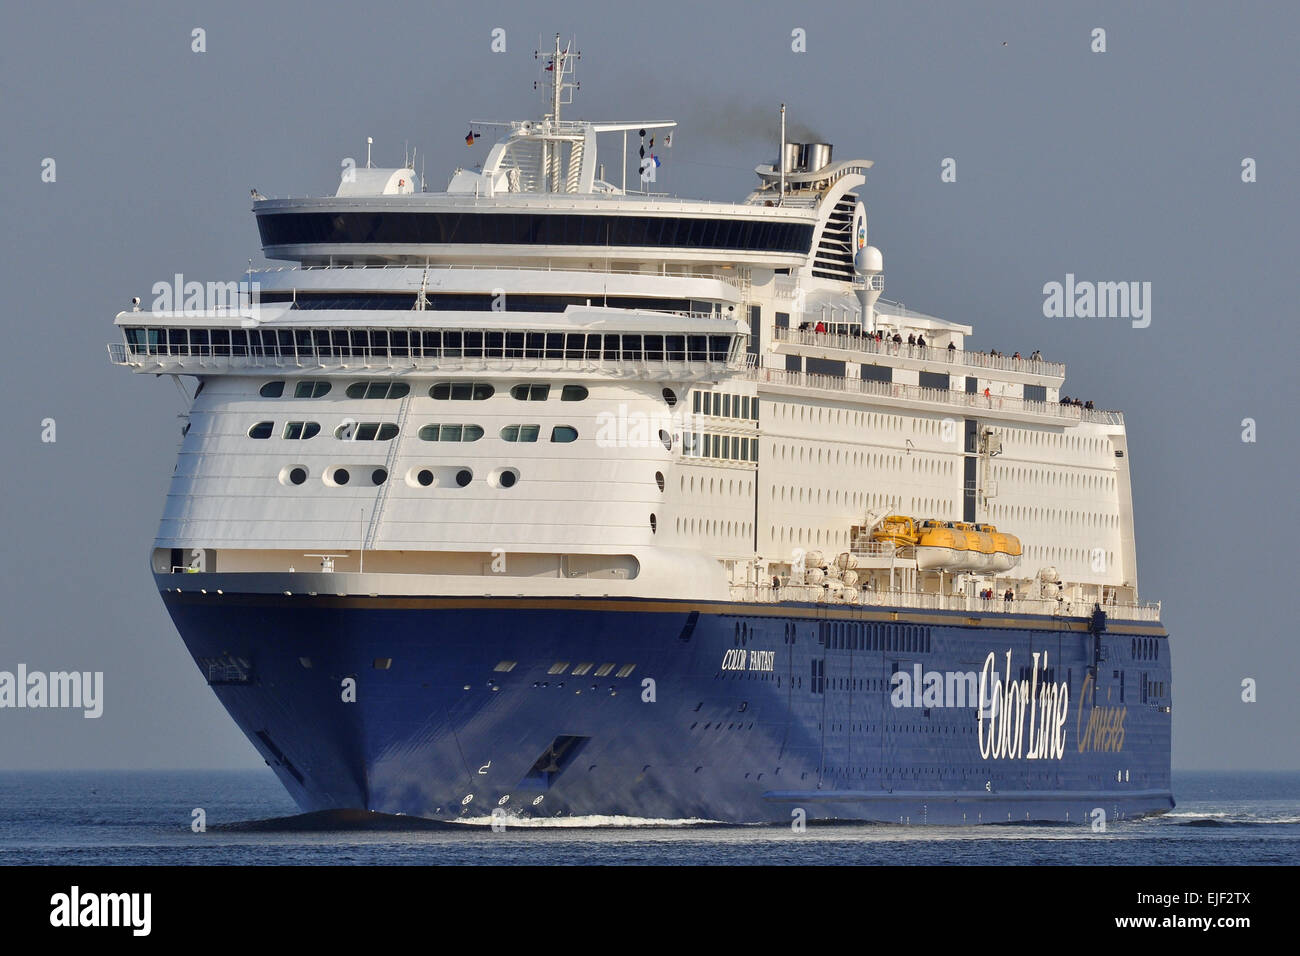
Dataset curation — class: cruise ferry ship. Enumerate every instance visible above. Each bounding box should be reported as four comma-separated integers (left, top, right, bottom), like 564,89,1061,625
110,40,1171,824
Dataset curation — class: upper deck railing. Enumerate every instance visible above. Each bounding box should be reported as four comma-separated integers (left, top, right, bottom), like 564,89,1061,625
251,261,747,291
772,326,1067,379
727,584,1162,622
745,365,1125,426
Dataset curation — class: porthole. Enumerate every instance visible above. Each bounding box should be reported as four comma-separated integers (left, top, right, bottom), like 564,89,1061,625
561,385,588,401
655,471,665,492
650,513,658,534
279,465,309,486
455,469,473,487
259,381,285,398
371,468,388,486
332,468,350,486
248,421,274,439
662,388,678,407
491,467,520,489
659,429,673,451
417,469,434,487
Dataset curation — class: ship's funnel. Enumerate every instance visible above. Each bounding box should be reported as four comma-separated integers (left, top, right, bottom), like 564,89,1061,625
802,143,834,172
781,142,801,173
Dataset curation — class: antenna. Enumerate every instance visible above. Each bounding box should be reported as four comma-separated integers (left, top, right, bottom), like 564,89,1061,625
366,136,373,168
779,104,786,203
535,33,580,192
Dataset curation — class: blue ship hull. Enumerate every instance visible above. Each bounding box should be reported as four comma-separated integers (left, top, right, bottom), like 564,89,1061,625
163,591,1173,825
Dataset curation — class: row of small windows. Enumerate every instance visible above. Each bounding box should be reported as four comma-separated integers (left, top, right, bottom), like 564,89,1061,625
501,424,578,443
260,380,331,399
282,465,518,490
681,475,755,498
540,661,636,678
249,421,577,443
257,380,590,403
249,421,321,440
1133,637,1160,661
993,464,1116,493
125,327,736,363
692,390,760,422
820,622,932,654
675,518,754,539
988,503,1119,532
683,433,759,463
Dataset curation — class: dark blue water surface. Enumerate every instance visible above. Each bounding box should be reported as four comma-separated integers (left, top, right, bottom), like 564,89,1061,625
0,770,1295,864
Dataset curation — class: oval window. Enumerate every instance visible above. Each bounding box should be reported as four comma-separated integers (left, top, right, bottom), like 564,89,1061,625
259,381,285,398
655,471,665,492
550,425,578,443
561,385,588,402
248,422,274,439
662,388,678,407
659,429,673,451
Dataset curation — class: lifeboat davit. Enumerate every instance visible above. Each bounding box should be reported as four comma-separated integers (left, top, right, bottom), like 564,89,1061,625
871,515,918,547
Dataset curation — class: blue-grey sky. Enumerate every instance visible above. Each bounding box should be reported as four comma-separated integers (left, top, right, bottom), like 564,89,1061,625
0,0,1294,770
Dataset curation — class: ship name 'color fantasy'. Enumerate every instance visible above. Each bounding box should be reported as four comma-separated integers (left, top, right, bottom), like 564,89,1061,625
110,38,1171,824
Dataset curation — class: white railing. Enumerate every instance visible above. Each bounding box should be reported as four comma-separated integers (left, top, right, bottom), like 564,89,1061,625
744,365,1124,425
727,584,1162,622
772,326,1067,379
107,341,738,379
251,261,748,290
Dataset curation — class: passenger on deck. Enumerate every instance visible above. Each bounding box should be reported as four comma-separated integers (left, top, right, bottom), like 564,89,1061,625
947,341,956,355
814,320,826,333
1004,589,1014,602
916,334,925,348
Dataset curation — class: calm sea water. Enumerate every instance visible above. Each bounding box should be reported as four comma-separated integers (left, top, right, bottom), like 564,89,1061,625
0,770,1295,865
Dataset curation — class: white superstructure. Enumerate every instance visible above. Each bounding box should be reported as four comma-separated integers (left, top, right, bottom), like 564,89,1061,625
110,37,1157,621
